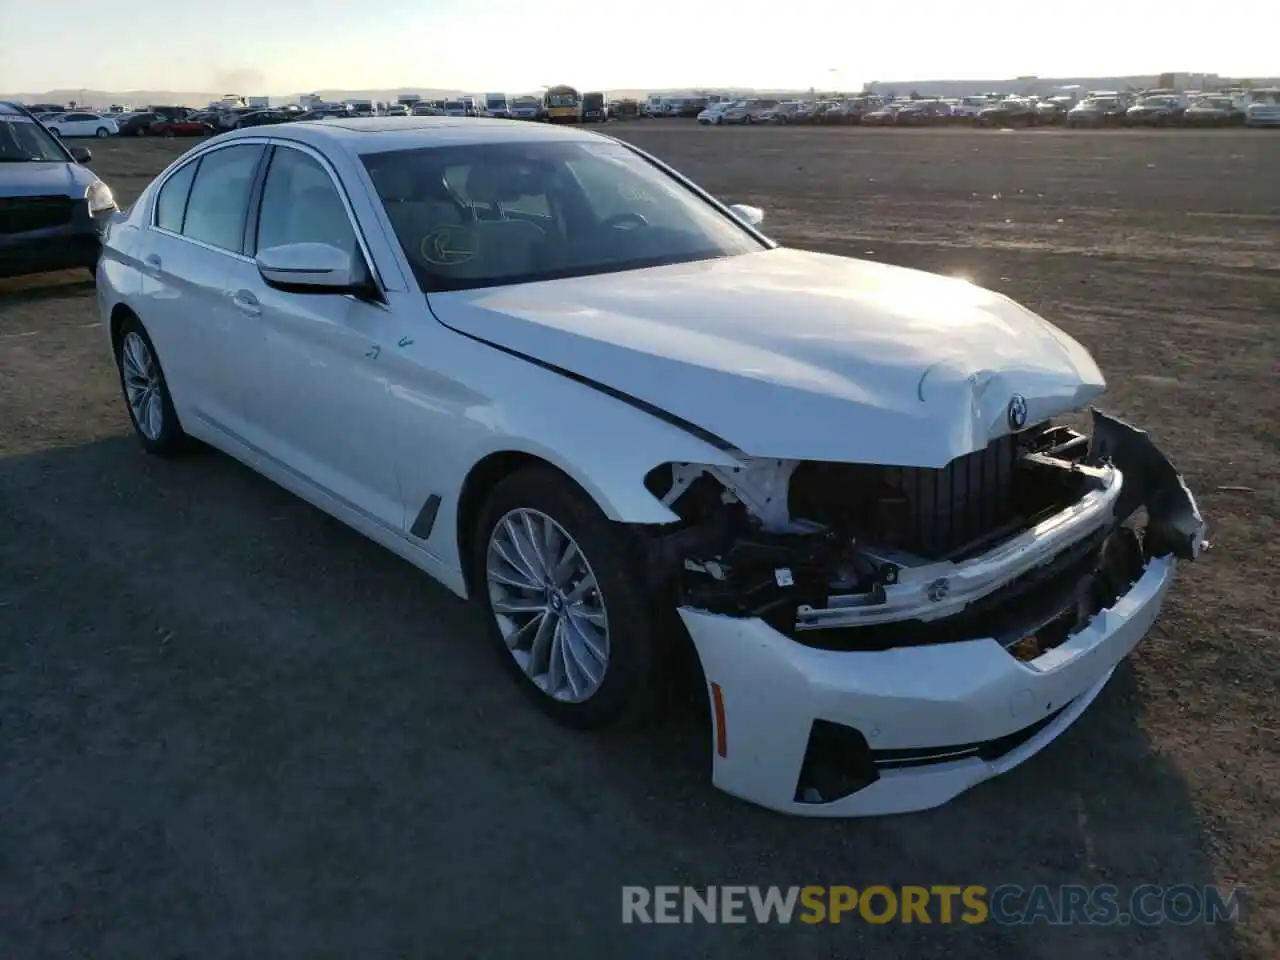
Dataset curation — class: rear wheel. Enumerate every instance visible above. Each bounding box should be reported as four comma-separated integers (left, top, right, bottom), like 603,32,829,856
114,315,187,456
95,127,109,137
473,467,660,729
47,127,60,137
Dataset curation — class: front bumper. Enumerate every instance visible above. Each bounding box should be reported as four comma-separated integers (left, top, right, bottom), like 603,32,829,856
679,411,1204,817
0,202,109,280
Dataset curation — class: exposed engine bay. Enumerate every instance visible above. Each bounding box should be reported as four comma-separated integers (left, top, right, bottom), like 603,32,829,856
638,408,1205,655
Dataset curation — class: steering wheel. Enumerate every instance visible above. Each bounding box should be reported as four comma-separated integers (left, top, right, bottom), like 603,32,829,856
603,212,648,230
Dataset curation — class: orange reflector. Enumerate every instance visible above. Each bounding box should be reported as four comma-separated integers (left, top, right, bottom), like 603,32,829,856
711,682,728,758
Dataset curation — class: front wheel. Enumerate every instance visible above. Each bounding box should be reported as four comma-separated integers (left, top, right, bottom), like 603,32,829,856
114,315,187,456
473,467,660,729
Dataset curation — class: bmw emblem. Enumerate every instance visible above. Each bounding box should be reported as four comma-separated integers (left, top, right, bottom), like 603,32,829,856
1007,394,1028,430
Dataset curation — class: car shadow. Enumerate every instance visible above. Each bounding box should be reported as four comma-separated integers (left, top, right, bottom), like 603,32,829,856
0,435,1247,960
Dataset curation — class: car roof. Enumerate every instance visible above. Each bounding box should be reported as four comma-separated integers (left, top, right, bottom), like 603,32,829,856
217,115,613,154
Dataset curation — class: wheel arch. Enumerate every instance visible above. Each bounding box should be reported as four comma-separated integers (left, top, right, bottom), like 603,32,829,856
455,451,589,596
109,301,140,355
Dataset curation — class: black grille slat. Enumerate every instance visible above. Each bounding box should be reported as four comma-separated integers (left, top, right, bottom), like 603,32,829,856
0,195,75,234
894,433,1020,560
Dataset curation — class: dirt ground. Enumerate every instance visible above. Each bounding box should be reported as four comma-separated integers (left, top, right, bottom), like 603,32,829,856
1,123,1276,959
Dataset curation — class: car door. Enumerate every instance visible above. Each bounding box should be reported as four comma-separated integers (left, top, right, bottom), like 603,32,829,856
234,142,407,531
137,142,270,439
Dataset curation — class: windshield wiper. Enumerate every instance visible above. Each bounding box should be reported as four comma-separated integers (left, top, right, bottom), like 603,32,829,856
0,156,45,162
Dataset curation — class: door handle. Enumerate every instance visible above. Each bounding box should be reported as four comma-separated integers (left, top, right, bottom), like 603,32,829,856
142,253,162,277
230,289,262,318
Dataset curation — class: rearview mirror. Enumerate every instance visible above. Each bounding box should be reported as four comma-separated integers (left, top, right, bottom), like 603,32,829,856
255,243,368,294
728,203,765,228
70,146,92,164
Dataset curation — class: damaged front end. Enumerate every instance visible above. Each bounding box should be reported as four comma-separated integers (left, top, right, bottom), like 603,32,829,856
636,409,1205,816
641,409,1204,655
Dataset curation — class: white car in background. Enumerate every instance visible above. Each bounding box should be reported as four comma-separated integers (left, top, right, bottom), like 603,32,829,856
94,117,1204,818
1245,90,1280,127
696,101,738,125
718,99,776,124
43,111,119,137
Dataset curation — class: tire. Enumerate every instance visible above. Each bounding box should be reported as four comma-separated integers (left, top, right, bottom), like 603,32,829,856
114,315,187,456
47,127,60,137
472,466,660,730
96,127,109,137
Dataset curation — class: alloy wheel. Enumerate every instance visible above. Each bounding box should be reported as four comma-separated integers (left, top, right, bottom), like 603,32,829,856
485,508,610,703
120,331,164,440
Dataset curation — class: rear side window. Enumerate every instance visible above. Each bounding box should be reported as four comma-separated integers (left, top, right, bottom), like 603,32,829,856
155,160,198,232
181,144,265,252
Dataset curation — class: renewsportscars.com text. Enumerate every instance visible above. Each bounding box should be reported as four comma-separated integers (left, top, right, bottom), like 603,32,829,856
621,884,1245,926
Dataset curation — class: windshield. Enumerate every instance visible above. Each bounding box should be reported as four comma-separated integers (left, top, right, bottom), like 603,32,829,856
445,101,465,110
0,111,67,162
362,139,766,293
548,94,578,107
486,97,506,108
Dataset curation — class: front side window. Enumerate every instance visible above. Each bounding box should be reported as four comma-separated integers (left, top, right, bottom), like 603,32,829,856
181,144,265,252
255,146,357,257
361,139,765,293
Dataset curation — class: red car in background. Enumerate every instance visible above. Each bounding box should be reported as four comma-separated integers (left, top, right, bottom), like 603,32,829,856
149,116,215,137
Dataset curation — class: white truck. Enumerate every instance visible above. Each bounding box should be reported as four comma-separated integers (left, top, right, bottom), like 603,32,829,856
481,92,510,118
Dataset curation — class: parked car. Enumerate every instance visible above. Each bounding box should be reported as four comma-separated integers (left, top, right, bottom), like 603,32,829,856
944,96,991,123
760,101,802,124
1180,97,1243,127
895,99,952,125
696,100,737,125
1244,93,1280,127
718,99,776,124
1066,97,1127,127
827,96,885,125
976,98,1036,127
1124,95,1184,127
95,116,1205,818
863,103,905,125
151,116,216,137
118,111,164,136
42,111,120,138
0,101,117,279
508,97,541,121
1033,95,1076,125
238,110,295,128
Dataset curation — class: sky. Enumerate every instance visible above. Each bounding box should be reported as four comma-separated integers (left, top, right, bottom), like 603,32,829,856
2,0,1275,95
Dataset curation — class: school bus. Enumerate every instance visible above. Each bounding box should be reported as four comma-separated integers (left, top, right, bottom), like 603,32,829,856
542,84,581,123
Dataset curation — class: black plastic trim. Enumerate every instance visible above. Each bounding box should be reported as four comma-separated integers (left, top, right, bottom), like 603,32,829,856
410,494,442,540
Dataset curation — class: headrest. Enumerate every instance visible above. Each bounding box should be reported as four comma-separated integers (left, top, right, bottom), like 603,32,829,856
465,161,549,205
368,162,416,202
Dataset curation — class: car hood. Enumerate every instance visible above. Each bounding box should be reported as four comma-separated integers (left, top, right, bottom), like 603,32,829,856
427,248,1106,467
0,160,96,197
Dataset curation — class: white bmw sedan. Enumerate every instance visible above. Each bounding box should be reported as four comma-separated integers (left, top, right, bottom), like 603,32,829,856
96,117,1205,817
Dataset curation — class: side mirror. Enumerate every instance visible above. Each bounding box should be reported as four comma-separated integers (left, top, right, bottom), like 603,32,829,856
70,146,92,164
255,243,369,294
728,203,765,228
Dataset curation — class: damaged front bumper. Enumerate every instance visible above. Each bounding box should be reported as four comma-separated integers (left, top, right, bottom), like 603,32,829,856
677,410,1205,817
